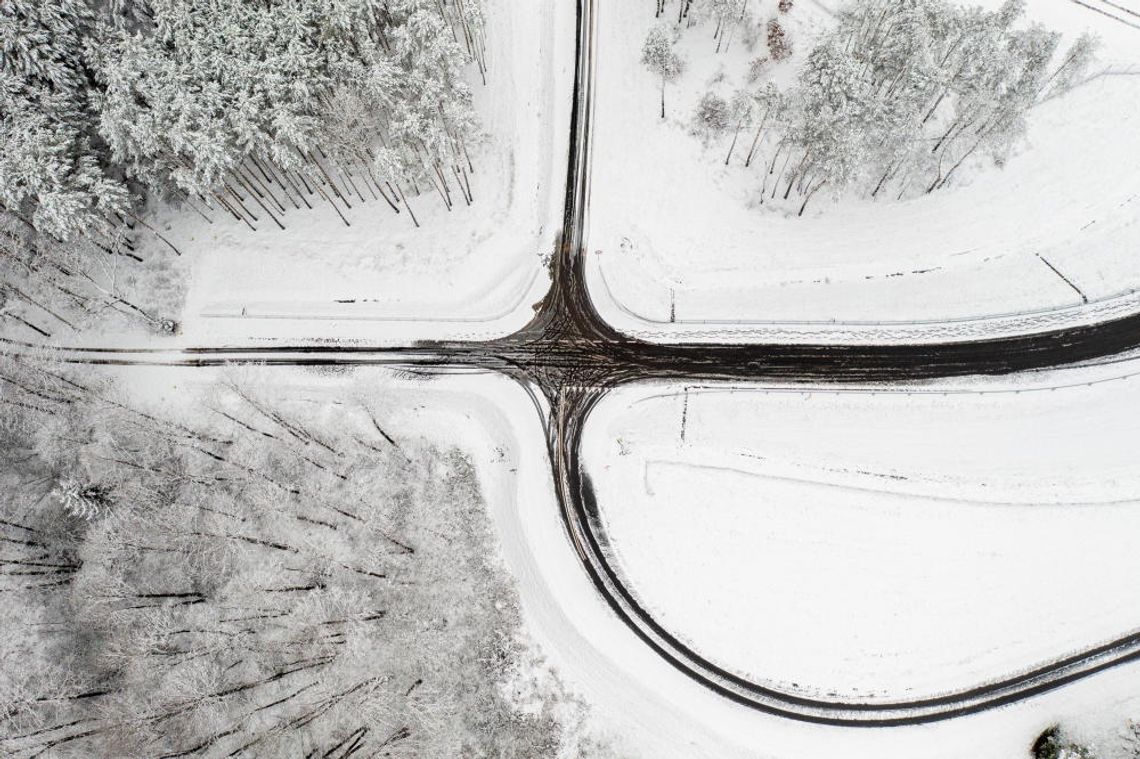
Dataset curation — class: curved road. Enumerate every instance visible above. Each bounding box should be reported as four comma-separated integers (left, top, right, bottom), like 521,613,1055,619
9,0,1140,728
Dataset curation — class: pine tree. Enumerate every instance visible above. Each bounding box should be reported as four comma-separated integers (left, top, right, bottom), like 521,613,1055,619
1040,32,1099,99
85,0,484,231
725,89,756,164
744,83,780,167
702,0,748,53
0,0,129,239
641,24,686,119
743,0,1097,209
53,478,114,520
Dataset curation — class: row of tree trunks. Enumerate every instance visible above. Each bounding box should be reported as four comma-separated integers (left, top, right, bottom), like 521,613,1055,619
182,147,462,232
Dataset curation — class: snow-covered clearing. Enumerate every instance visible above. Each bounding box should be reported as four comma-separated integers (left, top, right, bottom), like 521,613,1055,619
588,0,1140,341
143,0,573,346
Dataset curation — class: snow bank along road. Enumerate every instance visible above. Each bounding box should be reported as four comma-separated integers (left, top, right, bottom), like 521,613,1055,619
10,0,1140,728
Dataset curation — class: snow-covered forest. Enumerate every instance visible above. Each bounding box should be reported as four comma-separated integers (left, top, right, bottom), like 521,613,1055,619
643,0,1098,214
0,360,618,758
4,0,1140,755
0,0,486,337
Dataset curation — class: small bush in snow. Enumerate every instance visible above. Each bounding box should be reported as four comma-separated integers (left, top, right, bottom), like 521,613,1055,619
1032,726,1097,759
692,92,730,141
54,478,114,520
766,19,793,61
747,55,770,82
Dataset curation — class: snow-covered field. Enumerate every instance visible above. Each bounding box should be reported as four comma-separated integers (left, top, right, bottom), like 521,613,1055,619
582,366,1140,708
588,0,1140,341
147,0,573,346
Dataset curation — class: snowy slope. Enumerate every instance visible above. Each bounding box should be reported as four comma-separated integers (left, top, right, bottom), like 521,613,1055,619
588,0,1140,341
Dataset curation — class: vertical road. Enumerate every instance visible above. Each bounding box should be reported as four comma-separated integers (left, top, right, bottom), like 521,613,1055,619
4,0,1140,726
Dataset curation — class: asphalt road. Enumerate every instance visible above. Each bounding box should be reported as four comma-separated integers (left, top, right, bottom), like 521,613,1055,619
9,0,1140,728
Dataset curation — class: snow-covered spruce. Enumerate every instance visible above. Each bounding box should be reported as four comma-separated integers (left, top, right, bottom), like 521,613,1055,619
52,478,113,521
0,0,130,240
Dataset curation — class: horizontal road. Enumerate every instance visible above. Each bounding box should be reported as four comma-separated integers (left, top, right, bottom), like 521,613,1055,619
5,0,1140,729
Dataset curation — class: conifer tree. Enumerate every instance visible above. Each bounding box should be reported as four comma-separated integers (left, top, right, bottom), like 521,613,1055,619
0,0,128,239
641,24,686,119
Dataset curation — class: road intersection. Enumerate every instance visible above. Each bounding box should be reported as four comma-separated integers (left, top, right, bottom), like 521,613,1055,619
8,0,1140,727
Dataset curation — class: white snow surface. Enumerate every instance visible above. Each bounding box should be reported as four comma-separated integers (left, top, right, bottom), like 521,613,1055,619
409,368,1140,759
149,0,573,346
97,0,1140,753
587,0,1140,343
582,365,1140,709
122,363,1140,758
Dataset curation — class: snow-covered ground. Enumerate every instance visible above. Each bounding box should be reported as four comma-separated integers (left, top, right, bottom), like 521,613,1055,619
144,0,573,346
582,365,1140,707
588,0,1140,342
89,0,1140,746
117,362,1140,758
